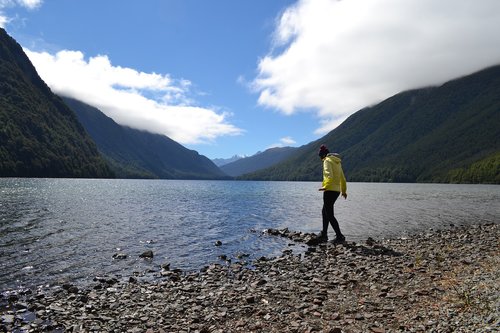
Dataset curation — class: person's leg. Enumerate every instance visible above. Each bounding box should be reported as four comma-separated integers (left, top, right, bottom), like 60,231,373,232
322,191,336,237
321,202,329,238
326,191,343,238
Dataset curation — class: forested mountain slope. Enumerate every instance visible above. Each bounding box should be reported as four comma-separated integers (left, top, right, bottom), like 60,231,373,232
63,97,228,179
0,28,113,178
241,65,500,183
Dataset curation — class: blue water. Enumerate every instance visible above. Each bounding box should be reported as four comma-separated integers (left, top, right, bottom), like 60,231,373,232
0,179,498,291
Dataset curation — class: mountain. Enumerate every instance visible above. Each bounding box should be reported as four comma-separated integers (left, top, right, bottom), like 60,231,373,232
0,28,113,178
62,97,229,179
212,155,244,167
241,65,500,184
220,147,297,177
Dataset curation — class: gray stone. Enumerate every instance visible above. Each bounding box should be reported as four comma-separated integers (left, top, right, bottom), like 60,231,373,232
112,253,128,260
1,314,15,324
140,250,154,258
12,224,499,333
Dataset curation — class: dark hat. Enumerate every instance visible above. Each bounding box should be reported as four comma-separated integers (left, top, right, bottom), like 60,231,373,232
318,144,329,158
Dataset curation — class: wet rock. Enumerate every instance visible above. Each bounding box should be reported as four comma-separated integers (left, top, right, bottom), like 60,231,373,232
62,284,79,294
10,223,498,333
365,237,375,246
7,294,19,303
140,250,154,258
236,252,249,259
112,252,128,260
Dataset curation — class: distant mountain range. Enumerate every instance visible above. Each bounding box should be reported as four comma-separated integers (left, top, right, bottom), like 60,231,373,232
220,147,297,177
240,65,500,184
212,155,244,167
0,28,113,178
63,97,228,179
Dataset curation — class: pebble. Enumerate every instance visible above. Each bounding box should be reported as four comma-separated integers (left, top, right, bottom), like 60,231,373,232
1,223,498,333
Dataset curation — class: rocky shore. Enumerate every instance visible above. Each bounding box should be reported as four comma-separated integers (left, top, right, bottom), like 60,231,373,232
1,223,498,332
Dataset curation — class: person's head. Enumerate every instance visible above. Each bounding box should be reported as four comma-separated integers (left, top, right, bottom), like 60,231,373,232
318,144,329,159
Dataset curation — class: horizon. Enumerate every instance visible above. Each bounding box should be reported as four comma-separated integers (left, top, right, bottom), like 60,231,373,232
2,0,500,159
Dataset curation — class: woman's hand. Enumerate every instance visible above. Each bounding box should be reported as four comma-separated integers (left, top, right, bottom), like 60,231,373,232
342,192,348,199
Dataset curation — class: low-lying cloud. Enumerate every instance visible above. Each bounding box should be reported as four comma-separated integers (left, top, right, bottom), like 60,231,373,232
254,0,500,135
26,49,242,144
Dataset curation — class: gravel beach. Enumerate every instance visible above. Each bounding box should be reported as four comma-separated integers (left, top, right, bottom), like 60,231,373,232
1,223,498,333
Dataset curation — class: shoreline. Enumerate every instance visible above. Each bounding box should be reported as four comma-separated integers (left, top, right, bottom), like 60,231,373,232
1,223,498,332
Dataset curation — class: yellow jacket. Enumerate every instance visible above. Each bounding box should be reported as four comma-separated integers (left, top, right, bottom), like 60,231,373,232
322,154,347,194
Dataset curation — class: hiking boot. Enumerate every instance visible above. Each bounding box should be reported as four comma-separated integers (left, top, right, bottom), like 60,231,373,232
333,235,345,244
318,231,328,242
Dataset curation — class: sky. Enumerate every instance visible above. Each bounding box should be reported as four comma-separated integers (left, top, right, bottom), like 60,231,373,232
2,0,500,160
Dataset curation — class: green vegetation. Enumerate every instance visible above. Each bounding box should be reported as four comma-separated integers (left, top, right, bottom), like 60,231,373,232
0,28,113,178
445,152,500,184
242,65,500,184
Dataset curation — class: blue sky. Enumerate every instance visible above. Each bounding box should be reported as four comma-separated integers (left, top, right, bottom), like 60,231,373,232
2,0,500,160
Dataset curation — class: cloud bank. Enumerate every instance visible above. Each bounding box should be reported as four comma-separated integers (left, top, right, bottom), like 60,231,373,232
4,2,238,145
26,49,242,144
254,0,500,134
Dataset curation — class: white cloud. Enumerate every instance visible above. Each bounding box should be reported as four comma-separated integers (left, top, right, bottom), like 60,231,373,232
254,0,500,135
267,136,297,149
0,13,8,27
17,0,42,9
0,0,42,27
280,136,296,145
25,49,242,144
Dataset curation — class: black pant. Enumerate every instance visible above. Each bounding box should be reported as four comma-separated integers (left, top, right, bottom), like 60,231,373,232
322,191,343,237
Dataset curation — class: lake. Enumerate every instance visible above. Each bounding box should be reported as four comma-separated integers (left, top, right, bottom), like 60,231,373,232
0,179,498,292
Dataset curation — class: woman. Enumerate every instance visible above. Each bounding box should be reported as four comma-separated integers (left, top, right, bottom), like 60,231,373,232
318,144,347,243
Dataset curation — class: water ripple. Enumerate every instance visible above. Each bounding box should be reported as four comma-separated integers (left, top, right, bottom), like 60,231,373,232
0,179,498,291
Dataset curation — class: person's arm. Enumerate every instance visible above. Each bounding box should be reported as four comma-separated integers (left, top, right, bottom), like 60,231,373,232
340,166,347,199
320,160,334,190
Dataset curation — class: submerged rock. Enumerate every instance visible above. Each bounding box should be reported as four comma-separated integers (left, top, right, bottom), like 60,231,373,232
139,250,154,258
112,252,127,260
